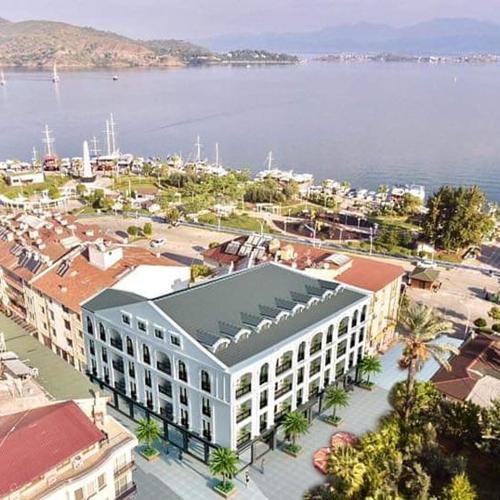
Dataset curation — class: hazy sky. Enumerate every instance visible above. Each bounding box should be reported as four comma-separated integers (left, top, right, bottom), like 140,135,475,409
2,0,499,39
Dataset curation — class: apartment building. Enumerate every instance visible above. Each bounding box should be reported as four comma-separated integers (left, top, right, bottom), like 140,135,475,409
0,395,137,500
82,263,370,451
0,212,189,372
203,235,405,354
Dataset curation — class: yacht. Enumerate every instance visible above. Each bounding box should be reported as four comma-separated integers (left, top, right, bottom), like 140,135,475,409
52,63,60,83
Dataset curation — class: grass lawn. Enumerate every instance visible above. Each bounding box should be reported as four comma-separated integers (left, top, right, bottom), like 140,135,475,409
369,215,421,232
0,174,71,199
199,212,275,233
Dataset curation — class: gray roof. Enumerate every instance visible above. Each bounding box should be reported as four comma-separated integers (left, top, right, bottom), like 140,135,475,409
154,263,367,367
83,289,146,312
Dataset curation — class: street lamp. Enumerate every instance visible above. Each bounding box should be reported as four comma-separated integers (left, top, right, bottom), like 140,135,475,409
259,220,265,236
339,227,344,245
369,227,374,255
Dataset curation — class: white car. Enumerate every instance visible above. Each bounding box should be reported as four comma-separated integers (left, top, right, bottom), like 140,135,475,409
150,238,166,249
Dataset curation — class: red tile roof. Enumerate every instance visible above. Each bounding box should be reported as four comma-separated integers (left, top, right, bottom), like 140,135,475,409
431,334,500,402
33,246,182,313
336,256,405,292
0,401,104,496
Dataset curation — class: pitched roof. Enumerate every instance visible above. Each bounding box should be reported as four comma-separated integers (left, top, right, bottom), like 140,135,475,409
410,266,440,283
33,246,181,313
154,263,367,366
83,289,146,313
431,334,500,404
0,401,104,496
336,256,405,292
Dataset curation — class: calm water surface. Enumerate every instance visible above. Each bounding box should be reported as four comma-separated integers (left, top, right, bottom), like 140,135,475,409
1,62,499,201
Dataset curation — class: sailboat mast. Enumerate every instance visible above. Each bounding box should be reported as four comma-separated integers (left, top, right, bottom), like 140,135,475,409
42,125,55,157
267,151,273,171
109,113,117,155
215,143,219,167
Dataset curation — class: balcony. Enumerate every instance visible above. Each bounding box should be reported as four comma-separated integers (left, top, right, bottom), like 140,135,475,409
203,429,212,441
180,418,189,429
112,360,124,373
115,379,126,393
274,408,289,421
237,432,251,448
275,383,292,399
110,337,123,351
275,360,292,376
159,384,172,397
157,360,171,376
116,482,137,500
114,460,136,477
236,384,251,399
236,407,252,423
309,364,321,377
310,343,322,355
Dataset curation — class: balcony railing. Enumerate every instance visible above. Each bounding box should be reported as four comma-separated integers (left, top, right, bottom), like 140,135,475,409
114,460,135,477
310,343,322,355
201,382,211,393
203,430,212,441
274,408,289,421
159,384,172,397
236,408,251,423
202,405,211,417
116,482,137,500
157,361,171,375
260,398,268,409
115,380,126,393
275,384,292,399
237,432,251,447
110,338,123,351
275,360,292,376
236,384,251,399
112,360,124,373
309,364,321,377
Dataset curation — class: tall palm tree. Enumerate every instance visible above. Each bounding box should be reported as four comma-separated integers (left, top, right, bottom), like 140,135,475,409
398,302,456,423
323,386,349,420
209,447,239,489
358,355,382,384
136,418,162,454
282,411,309,448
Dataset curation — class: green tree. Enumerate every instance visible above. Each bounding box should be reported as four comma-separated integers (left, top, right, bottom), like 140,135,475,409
398,302,456,423
282,411,309,448
480,398,500,457
488,306,500,321
323,386,349,420
358,355,382,384
439,400,482,447
328,447,366,497
76,183,86,196
47,185,60,199
190,264,213,282
165,206,181,223
143,222,153,236
208,447,239,490
127,225,138,236
441,473,477,500
423,185,495,251
399,193,422,216
389,381,441,425
136,418,161,454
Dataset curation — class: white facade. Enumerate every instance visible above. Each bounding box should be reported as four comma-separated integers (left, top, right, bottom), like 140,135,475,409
83,270,370,450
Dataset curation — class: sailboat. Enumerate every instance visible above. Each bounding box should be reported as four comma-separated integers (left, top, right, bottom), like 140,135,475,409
0,70,6,86
52,63,60,83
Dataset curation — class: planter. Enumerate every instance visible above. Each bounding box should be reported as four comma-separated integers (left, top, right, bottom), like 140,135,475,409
213,481,237,498
324,415,342,426
139,447,160,461
282,443,303,458
359,381,374,391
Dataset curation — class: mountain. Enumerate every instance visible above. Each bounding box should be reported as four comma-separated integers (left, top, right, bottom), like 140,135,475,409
202,18,500,55
0,18,205,68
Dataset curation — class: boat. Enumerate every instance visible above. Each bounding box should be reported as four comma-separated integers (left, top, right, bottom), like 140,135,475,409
0,70,6,86
52,63,60,83
113,75,119,81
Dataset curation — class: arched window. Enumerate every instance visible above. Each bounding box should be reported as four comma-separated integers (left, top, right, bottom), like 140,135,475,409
157,352,171,375
126,337,134,356
201,370,211,392
260,363,269,385
86,317,94,335
178,360,188,382
99,322,106,341
310,332,322,355
297,341,306,362
339,317,349,336
143,344,151,365
361,305,367,323
351,310,358,328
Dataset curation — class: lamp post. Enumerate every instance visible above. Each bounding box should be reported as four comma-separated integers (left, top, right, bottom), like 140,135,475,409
369,227,374,256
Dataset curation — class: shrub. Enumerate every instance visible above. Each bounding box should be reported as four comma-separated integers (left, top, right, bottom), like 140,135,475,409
143,222,153,236
127,226,138,236
489,306,500,321
492,323,500,333
473,317,487,328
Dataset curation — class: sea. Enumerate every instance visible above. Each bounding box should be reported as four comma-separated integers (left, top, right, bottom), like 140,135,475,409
1,61,500,202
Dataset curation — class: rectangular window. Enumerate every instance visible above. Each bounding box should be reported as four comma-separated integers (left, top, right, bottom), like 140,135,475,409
337,339,347,357
64,319,71,330
121,313,131,326
74,488,84,500
98,473,106,490
326,325,333,344
137,320,147,332
171,335,181,347
154,328,164,340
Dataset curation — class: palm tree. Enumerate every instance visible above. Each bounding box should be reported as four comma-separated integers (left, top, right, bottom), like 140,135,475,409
323,386,349,421
136,418,162,454
398,302,456,423
358,355,382,384
282,411,309,449
328,446,366,496
209,447,239,490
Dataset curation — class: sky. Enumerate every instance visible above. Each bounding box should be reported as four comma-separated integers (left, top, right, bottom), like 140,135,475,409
1,0,499,39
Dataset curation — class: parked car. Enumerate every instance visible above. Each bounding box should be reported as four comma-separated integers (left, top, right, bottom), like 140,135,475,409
150,238,166,248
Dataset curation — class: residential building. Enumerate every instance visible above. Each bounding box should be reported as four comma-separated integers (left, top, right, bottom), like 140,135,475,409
3,169,45,186
82,263,371,451
0,395,137,500
202,235,404,353
431,334,500,408
0,212,189,372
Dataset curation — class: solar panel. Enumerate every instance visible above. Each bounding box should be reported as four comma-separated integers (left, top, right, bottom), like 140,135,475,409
254,246,266,260
238,243,252,256
225,241,240,255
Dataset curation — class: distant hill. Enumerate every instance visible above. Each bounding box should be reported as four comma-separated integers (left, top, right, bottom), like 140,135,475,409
0,18,297,69
202,18,500,55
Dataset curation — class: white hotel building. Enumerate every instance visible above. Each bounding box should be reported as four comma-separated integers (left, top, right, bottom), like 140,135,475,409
82,263,370,452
